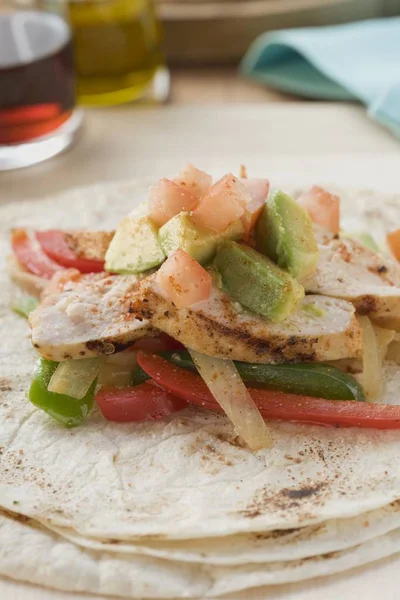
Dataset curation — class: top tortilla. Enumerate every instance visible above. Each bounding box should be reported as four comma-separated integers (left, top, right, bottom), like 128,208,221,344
1,179,400,541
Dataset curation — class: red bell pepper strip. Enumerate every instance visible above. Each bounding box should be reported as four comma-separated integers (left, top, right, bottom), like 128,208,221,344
95,382,187,423
11,229,64,279
132,334,184,353
36,230,105,274
137,353,400,430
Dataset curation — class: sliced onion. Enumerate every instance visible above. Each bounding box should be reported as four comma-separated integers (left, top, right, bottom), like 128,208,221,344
374,325,395,363
372,317,400,332
7,255,46,298
386,340,400,364
48,358,105,399
98,352,138,388
106,352,138,368
188,349,273,450
357,317,381,402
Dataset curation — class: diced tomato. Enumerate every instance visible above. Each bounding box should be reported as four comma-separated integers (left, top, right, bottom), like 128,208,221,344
241,178,270,204
297,186,340,235
175,164,212,199
240,178,270,240
387,229,400,261
191,174,247,233
11,229,64,279
137,353,400,430
148,178,199,227
95,382,187,422
36,230,105,273
132,334,184,353
156,249,212,309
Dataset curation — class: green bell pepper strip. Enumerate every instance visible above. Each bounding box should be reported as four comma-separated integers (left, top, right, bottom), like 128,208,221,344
130,365,151,386
234,361,365,401
29,358,96,427
12,295,39,319
161,350,365,402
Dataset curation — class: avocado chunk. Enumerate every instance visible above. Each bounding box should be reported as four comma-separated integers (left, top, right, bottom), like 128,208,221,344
256,190,318,280
158,212,244,265
105,204,165,273
214,241,304,322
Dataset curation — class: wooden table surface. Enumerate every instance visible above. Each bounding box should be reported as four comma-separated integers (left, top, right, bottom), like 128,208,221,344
170,66,296,103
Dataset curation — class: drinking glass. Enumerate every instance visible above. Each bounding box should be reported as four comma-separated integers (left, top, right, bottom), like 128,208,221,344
0,0,82,171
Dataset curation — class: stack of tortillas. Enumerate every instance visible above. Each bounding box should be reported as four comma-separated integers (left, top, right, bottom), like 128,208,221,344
1,179,400,598
156,0,382,63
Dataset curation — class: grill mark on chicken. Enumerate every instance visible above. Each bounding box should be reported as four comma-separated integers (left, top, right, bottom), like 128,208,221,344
133,276,362,364
356,295,378,316
128,302,154,321
85,340,134,354
193,313,319,362
85,340,114,354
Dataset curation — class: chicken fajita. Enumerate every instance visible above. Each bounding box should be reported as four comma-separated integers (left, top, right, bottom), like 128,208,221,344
8,165,400,450
4,172,400,597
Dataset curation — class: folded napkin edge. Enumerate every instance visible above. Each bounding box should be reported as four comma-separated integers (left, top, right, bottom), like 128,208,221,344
240,34,369,104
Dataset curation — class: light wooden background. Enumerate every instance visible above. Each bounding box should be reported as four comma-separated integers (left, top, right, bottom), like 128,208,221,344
171,67,296,103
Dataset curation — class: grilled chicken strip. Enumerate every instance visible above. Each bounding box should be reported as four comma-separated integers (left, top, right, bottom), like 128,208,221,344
130,276,362,363
304,230,400,323
29,273,152,361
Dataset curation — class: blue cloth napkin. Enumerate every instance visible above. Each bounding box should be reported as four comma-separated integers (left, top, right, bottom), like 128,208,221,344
240,18,400,137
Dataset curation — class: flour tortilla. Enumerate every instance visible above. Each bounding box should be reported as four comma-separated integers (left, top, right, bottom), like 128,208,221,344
1,509,400,598
2,367,400,540
2,181,400,589
40,499,400,566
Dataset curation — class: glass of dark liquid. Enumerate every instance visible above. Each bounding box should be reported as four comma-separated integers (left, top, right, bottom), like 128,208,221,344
0,1,83,170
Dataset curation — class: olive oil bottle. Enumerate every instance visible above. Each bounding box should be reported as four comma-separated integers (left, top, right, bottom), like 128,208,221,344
68,0,164,105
